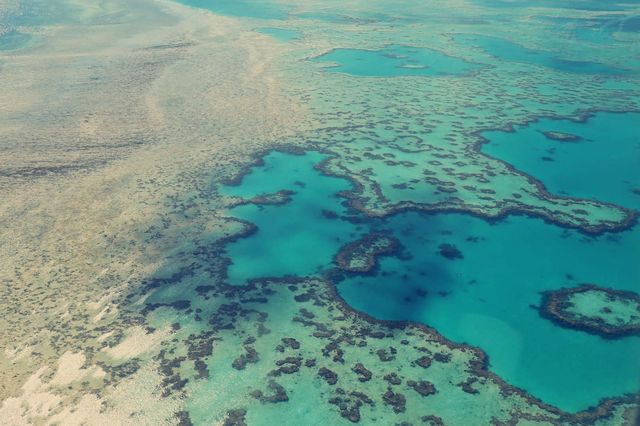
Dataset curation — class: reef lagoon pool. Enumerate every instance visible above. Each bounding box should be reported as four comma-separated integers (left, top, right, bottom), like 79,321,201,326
310,44,482,77
222,150,640,413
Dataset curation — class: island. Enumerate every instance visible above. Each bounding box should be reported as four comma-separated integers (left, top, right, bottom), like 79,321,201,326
539,284,640,339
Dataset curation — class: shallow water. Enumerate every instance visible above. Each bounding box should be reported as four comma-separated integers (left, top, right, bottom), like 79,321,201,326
455,33,631,75
310,45,481,77
174,0,290,19
0,30,32,51
5,0,640,423
223,151,640,412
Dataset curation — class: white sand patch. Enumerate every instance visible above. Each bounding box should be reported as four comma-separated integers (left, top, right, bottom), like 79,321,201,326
102,326,169,360
0,397,30,426
46,364,182,426
92,304,118,323
87,287,120,312
3,344,34,361
0,351,106,423
1,356,180,425
96,330,115,343
50,352,88,386
0,367,61,422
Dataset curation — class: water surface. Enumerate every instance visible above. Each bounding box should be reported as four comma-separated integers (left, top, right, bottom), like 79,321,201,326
175,0,290,19
482,112,640,210
223,151,362,284
339,211,640,412
311,44,481,77
256,27,300,42
0,30,32,51
455,33,631,74
223,151,640,412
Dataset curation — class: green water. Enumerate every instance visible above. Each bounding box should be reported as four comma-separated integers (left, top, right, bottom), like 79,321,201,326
481,112,640,210
566,289,640,327
310,45,482,77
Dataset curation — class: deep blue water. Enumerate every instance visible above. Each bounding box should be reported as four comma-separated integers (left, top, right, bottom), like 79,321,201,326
536,15,640,44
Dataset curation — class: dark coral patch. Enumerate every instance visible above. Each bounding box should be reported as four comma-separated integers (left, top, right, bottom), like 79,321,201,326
352,362,373,382
318,366,339,385
223,409,247,426
407,380,437,397
541,130,583,143
335,233,402,273
382,388,406,413
251,380,289,403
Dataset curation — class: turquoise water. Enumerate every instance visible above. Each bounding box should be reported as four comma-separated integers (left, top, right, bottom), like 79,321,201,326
310,45,482,77
339,212,640,412
223,151,363,284
294,10,415,24
174,0,289,19
171,0,640,419
0,30,32,51
222,151,640,412
482,112,640,210
0,0,80,26
256,27,300,42
474,0,635,12
455,33,631,75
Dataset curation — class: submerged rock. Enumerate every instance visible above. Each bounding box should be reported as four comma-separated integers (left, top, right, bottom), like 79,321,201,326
382,388,406,413
407,380,437,397
438,244,463,260
318,367,339,385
